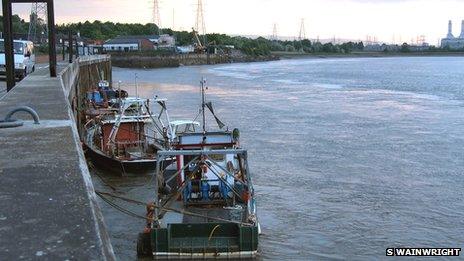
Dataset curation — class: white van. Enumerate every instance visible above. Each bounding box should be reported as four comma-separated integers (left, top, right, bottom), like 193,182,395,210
0,39,36,79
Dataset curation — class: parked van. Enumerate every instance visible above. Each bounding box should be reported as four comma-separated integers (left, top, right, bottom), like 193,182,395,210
0,39,36,79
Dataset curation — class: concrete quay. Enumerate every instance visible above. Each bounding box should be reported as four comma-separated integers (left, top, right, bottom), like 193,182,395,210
0,58,115,260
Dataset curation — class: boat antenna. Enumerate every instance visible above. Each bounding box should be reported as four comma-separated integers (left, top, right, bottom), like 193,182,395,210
135,73,142,155
135,73,139,101
201,77,207,134
118,80,122,114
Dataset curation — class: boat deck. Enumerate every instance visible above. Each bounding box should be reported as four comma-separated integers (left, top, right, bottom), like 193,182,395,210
169,237,240,253
144,152,258,258
160,201,246,227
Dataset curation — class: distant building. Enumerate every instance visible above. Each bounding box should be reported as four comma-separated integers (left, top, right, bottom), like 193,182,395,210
408,44,431,52
103,36,155,52
364,43,431,52
364,44,401,52
441,20,464,50
176,45,195,53
131,34,175,47
103,34,176,52
157,34,176,48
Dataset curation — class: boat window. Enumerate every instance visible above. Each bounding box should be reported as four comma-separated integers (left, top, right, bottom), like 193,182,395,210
175,124,188,134
174,125,183,134
209,154,225,162
187,124,197,132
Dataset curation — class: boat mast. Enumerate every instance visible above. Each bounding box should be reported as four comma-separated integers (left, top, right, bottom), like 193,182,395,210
118,80,122,114
135,73,142,155
135,73,139,115
201,78,206,134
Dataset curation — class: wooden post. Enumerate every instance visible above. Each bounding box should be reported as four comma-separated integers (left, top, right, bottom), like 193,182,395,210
68,30,73,63
46,0,57,77
62,37,65,61
2,0,15,91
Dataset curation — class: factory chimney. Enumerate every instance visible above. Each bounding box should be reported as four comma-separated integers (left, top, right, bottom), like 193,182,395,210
447,20,454,38
460,20,464,38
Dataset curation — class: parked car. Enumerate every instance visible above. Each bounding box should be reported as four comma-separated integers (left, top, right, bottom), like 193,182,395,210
0,39,36,80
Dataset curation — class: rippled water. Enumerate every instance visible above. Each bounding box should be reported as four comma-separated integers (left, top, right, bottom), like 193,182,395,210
93,57,464,260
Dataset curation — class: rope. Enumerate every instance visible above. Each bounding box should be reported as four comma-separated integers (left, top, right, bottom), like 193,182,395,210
145,105,165,135
208,224,221,242
120,159,128,177
191,109,201,126
89,162,117,191
96,191,149,221
95,190,253,226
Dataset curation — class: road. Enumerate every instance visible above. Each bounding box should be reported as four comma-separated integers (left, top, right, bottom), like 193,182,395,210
0,64,52,99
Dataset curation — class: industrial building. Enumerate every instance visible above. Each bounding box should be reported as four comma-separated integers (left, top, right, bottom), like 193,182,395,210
103,36,155,52
103,34,176,52
441,20,464,50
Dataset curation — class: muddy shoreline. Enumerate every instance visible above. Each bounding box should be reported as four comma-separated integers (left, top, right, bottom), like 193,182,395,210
110,53,280,69
110,50,464,69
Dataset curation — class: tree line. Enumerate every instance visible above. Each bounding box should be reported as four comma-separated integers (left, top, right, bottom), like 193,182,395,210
55,20,366,56
0,16,364,56
0,15,30,35
4,16,461,56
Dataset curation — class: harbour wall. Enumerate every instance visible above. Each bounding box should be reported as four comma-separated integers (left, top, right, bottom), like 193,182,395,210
61,55,112,137
0,56,115,259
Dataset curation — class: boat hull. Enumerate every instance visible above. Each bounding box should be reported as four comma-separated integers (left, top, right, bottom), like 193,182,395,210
138,223,259,259
83,143,158,174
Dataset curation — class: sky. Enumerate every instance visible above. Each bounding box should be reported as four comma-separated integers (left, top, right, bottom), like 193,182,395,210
5,0,464,44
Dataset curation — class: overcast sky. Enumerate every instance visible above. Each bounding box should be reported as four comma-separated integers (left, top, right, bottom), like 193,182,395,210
6,0,464,44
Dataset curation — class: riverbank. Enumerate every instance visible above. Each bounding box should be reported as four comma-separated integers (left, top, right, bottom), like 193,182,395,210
110,52,279,69
109,50,464,69
273,51,464,59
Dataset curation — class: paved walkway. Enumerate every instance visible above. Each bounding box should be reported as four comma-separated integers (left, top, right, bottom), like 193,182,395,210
0,64,115,259
0,82,6,99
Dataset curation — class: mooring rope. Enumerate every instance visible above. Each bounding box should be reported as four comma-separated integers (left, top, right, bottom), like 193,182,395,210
95,190,253,226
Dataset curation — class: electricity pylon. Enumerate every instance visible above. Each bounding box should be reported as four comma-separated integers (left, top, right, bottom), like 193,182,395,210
27,3,48,43
298,18,306,41
271,23,278,41
195,0,207,45
153,0,162,35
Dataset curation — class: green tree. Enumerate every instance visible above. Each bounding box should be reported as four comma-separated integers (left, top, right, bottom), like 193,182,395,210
400,43,410,53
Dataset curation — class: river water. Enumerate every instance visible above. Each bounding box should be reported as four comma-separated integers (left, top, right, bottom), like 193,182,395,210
92,56,464,260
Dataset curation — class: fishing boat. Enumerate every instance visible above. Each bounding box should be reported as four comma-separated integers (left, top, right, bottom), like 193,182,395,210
137,79,260,258
83,76,183,173
84,96,169,173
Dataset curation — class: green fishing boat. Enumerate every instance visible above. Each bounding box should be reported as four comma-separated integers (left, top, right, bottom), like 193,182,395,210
136,78,260,258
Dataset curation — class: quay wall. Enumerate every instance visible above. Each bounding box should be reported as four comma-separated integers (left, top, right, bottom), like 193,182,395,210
62,55,112,137
0,56,115,260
